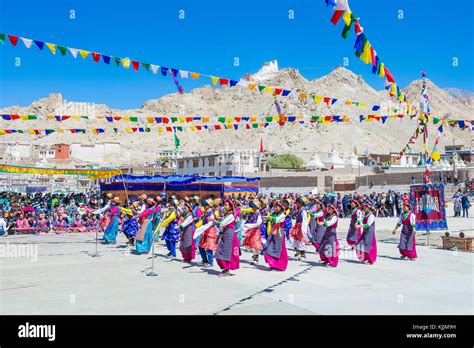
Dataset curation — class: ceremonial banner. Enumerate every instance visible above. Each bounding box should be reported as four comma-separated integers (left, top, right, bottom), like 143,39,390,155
410,184,448,230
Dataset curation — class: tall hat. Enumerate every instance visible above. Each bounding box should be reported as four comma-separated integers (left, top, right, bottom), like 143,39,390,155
224,198,235,211
192,195,200,203
106,193,113,199
273,200,284,210
213,198,222,207
326,203,337,212
351,199,361,207
249,199,261,209
203,198,214,207
297,196,308,206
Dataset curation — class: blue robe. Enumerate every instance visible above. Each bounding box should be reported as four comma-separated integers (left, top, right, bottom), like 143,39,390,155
135,211,154,253
103,207,119,244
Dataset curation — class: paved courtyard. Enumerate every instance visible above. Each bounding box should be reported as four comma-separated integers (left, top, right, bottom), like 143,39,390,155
1,210,472,315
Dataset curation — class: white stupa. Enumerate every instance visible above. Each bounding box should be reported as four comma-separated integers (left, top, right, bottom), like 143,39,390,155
344,153,364,168
327,150,345,169
251,60,279,82
306,153,325,170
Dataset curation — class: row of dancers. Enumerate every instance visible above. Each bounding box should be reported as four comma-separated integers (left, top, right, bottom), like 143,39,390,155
94,193,418,276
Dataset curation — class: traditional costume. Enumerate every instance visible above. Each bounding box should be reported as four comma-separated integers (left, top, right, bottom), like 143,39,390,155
215,199,240,275
346,201,362,246
195,199,219,267
242,200,264,264
317,204,339,267
179,204,196,262
310,200,326,250
355,204,377,264
121,211,139,246
396,204,417,260
289,197,309,259
135,199,157,254
264,201,288,271
160,201,180,258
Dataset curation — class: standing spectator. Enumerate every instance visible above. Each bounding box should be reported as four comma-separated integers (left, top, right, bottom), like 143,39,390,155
461,192,471,218
452,191,462,217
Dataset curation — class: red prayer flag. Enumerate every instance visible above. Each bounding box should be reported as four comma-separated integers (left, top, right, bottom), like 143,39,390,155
323,97,331,104
91,52,101,62
384,67,395,83
7,35,19,46
166,127,172,132
131,61,140,71
330,10,344,25
11,114,20,120
370,47,376,66
274,88,282,95
354,20,363,34
259,138,264,153
219,78,229,86
163,117,170,124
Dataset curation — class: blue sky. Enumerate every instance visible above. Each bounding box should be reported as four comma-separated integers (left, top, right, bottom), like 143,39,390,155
0,0,473,109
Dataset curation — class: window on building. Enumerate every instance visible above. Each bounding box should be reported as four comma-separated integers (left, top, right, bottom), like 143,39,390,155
208,157,215,166
226,170,232,176
178,162,184,169
193,159,199,168
208,172,214,176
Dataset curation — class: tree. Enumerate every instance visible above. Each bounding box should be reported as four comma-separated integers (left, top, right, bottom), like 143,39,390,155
266,153,304,169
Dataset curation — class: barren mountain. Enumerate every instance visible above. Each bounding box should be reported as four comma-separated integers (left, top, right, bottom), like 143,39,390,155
1,65,472,166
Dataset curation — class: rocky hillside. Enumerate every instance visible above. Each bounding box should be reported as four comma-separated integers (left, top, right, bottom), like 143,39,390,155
1,65,472,165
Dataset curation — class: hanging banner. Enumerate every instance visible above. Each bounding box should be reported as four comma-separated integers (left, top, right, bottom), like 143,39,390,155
0,32,407,112
410,184,448,231
0,164,122,179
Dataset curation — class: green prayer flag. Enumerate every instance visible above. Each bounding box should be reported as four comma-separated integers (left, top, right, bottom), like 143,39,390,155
174,132,180,149
0,33,5,45
258,85,265,92
141,63,150,71
129,117,138,122
112,57,120,67
252,123,258,128
433,117,440,124
57,46,68,56
265,116,273,122
218,117,226,123
171,117,177,123
342,23,352,39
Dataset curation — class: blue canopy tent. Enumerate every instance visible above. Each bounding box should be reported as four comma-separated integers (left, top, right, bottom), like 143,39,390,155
100,174,260,202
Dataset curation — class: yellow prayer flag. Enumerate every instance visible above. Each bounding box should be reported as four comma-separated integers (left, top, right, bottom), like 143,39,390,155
432,152,441,161
79,50,90,59
343,11,352,26
20,115,29,120
146,117,154,123
210,76,219,85
226,117,234,123
190,72,200,79
378,63,385,78
250,116,257,122
190,126,196,132
343,116,351,123
265,87,273,93
158,127,163,134
360,42,372,64
202,117,209,123
122,58,131,69
0,130,6,136
359,103,367,107
45,43,56,54
345,100,352,105
299,92,307,100
248,83,256,90
178,117,185,123
314,95,323,103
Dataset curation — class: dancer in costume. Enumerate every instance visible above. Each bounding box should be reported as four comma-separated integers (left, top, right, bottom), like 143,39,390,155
179,202,196,262
121,208,139,246
392,201,417,261
355,202,377,265
309,198,326,250
135,198,157,254
346,199,362,248
195,199,219,268
317,203,339,267
215,199,240,277
160,199,180,259
289,196,309,260
282,199,293,239
242,199,264,265
263,200,288,271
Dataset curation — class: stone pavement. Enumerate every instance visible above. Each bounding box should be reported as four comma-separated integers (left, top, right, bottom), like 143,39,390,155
1,211,472,315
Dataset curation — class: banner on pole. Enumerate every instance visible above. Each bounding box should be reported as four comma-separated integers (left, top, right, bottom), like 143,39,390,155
410,184,448,231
